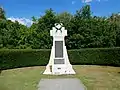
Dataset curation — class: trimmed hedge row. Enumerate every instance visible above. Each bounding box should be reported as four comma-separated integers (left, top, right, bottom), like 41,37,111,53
0,48,120,70
0,49,50,70
68,48,120,66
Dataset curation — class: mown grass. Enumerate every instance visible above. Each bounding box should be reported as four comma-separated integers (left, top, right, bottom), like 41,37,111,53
0,65,120,90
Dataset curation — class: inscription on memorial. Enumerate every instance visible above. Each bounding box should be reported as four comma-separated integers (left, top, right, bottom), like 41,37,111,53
55,41,64,64
55,41,63,58
54,59,64,64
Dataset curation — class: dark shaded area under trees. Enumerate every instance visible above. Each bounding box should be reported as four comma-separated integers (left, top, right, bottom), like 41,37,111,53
0,5,120,49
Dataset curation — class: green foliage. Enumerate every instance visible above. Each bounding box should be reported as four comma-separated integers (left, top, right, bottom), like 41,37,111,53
0,5,120,49
69,48,120,66
0,49,50,70
0,7,6,20
75,5,91,19
0,48,120,70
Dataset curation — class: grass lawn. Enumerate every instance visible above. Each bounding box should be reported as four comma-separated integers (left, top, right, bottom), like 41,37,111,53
0,65,120,90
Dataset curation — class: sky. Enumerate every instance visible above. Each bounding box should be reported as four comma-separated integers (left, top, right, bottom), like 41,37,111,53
0,0,120,26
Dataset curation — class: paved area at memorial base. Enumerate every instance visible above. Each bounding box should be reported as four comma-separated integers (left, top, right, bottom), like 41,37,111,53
37,78,86,90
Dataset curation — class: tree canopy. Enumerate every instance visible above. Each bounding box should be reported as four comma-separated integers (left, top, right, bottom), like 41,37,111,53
0,5,120,49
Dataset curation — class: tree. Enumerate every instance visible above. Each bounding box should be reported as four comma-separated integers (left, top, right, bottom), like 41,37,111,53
0,7,6,20
0,5,120,49
28,8,59,49
75,5,91,20
31,16,38,24
56,12,73,27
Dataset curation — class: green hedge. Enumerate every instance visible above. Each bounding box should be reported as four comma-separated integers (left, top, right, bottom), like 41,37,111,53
0,49,50,70
68,48,120,66
0,48,120,70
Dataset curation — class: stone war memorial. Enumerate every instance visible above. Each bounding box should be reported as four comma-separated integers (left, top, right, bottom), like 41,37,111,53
43,23,76,75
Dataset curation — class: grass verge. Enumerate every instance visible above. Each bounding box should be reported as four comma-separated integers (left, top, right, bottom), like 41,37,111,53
0,65,120,90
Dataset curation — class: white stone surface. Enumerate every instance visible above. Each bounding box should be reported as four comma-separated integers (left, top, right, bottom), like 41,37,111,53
43,23,75,75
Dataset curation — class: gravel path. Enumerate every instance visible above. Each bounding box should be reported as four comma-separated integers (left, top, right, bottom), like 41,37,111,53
37,78,86,90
